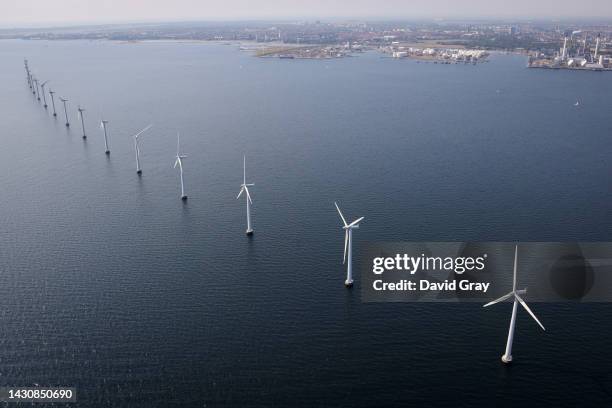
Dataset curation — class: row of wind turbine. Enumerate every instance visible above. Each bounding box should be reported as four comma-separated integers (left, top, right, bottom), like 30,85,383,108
23,59,545,365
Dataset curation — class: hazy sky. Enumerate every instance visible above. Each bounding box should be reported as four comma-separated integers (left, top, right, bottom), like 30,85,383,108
3,0,612,27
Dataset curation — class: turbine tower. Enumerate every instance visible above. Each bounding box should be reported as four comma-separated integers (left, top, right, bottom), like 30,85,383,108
77,106,87,139
132,124,153,174
60,97,70,127
48,89,58,116
40,81,49,108
100,119,110,154
173,133,188,200
236,155,254,235
334,202,364,288
483,245,545,364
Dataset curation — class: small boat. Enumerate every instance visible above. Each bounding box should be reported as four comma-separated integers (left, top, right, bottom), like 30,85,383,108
574,100,580,106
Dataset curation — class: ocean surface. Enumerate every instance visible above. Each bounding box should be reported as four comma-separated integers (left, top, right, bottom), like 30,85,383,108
0,40,611,407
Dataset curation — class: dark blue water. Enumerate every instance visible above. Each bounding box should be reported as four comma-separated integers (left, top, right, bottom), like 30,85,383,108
0,40,611,407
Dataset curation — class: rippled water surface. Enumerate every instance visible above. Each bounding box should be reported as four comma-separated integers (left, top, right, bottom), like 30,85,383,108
0,40,611,407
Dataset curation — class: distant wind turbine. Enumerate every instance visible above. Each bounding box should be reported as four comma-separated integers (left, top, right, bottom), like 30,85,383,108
100,119,110,154
59,97,70,127
173,133,188,200
40,81,49,108
334,202,364,288
77,106,87,139
483,245,545,364
33,77,40,99
132,124,153,174
24,59,32,89
48,89,57,116
236,155,254,235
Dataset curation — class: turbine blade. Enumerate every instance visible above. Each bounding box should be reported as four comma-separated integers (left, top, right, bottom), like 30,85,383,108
347,216,364,228
513,245,518,292
176,132,180,156
515,294,546,331
243,155,246,185
245,187,253,204
343,230,348,264
483,291,514,307
133,124,153,139
174,158,179,168
334,202,348,226
237,186,244,199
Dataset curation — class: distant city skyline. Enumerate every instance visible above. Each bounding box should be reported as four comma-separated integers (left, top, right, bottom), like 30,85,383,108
3,0,612,28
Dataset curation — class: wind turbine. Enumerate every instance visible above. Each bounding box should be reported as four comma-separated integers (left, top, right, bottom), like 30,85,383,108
24,59,32,89
173,133,188,200
334,202,364,288
40,81,49,108
100,119,110,154
77,106,87,139
60,97,70,127
33,77,40,99
48,89,58,116
236,155,254,235
132,124,153,174
483,245,545,364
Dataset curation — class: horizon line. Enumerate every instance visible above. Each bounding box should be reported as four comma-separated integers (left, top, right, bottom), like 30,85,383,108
3,15,612,31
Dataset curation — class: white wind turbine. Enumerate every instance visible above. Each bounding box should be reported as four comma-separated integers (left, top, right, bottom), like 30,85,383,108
48,89,58,117
77,106,87,139
60,97,70,127
174,133,188,200
334,202,364,288
40,81,49,108
33,77,40,99
133,124,153,174
483,245,545,364
100,119,110,154
236,155,254,235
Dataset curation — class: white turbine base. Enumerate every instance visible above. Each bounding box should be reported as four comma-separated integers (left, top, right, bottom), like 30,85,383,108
246,228,254,235
344,279,354,288
501,354,513,364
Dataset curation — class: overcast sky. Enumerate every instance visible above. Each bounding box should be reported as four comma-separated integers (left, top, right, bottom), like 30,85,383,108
3,0,612,27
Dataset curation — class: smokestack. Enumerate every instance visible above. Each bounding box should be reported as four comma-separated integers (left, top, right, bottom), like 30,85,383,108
594,33,600,59
562,37,568,60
